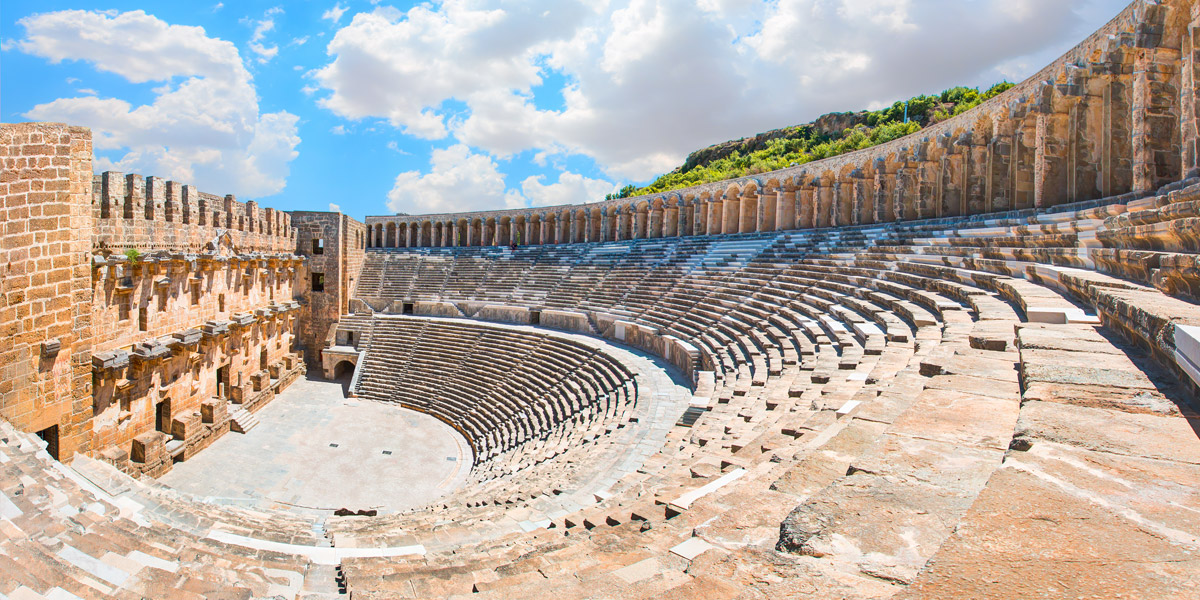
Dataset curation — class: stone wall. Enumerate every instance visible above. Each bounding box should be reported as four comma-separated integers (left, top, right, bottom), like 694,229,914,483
0,123,95,461
366,0,1198,248
89,251,306,475
1,122,317,472
93,171,296,254
292,212,367,366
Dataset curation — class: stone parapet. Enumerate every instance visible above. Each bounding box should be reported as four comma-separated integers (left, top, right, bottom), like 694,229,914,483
92,171,296,253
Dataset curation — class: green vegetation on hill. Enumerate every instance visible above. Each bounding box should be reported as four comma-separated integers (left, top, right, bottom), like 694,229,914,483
606,82,1015,200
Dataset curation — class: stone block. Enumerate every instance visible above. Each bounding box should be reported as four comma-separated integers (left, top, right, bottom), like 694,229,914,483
200,398,226,424
251,370,269,392
1172,324,1200,387
130,431,165,464
172,411,202,441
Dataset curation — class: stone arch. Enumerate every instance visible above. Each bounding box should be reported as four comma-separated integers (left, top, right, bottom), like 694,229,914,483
386,222,397,248
498,216,512,246
484,217,496,246
589,207,602,242
333,360,355,380
469,218,483,246
573,209,586,243
513,215,527,245
738,181,760,234
631,200,650,239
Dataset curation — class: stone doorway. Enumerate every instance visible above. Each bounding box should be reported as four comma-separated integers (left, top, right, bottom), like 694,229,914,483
36,425,59,460
216,364,230,399
156,399,171,434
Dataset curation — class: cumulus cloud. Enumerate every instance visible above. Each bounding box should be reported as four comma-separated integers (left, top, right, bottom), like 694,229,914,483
313,0,589,139
520,172,614,207
16,9,300,198
317,0,1125,198
387,144,524,214
329,203,341,212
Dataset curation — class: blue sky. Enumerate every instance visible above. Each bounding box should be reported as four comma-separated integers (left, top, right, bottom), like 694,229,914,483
2,0,1129,220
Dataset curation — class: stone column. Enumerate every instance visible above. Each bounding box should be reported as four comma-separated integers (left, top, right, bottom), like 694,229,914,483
777,189,797,231
739,190,758,233
872,159,890,223
1182,7,1200,179
649,206,663,238
722,195,739,234
894,167,913,222
799,184,816,229
758,189,778,232
1133,45,1182,193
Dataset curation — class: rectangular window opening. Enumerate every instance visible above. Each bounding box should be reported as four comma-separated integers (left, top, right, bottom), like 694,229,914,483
312,273,325,293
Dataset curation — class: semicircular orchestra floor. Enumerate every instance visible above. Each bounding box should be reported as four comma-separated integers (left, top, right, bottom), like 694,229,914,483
158,375,473,514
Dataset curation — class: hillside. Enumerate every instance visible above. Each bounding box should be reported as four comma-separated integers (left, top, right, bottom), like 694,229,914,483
607,82,1014,200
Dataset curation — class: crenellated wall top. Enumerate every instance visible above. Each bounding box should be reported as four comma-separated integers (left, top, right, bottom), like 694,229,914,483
92,171,297,253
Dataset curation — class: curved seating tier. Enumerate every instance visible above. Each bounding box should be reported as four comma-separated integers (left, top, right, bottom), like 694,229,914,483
332,182,1200,598
4,182,1200,599
332,316,645,484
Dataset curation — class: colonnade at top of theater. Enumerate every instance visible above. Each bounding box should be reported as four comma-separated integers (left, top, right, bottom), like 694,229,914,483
365,0,1200,250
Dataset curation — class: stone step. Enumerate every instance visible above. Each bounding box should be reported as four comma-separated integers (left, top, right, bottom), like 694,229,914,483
229,406,261,434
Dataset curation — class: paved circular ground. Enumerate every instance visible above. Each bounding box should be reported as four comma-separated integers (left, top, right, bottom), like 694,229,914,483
158,375,472,514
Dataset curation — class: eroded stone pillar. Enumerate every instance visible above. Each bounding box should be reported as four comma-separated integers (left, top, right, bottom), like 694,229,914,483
1133,46,1182,193
777,189,797,231
739,190,758,233
759,189,778,232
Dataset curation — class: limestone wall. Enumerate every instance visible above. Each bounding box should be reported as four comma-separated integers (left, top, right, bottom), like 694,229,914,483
92,171,296,254
88,251,306,475
1,122,314,471
0,123,96,462
292,212,367,366
366,0,1197,248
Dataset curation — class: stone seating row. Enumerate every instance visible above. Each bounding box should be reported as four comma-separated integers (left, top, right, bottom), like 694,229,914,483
330,185,1199,598
335,317,640,482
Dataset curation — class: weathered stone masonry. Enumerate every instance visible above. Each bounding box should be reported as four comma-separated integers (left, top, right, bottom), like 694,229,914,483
1,123,364,477
367,1,1200,249
292,212,367,369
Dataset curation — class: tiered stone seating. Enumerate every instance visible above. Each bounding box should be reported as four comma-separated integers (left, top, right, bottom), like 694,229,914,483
333,183,1198,598
336,316,639,480
4,182,1199,599
0,420,339,599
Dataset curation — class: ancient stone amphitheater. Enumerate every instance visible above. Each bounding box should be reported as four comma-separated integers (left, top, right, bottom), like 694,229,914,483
3,1,1200,598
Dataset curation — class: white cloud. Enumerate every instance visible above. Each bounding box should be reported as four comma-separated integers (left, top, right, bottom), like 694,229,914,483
387,144,524,214
313,0,589,140
331,124,346,135
290,36,309,46
323,3,349,24
16,9,300,198
212,3,224,13
520,172,613,207
316,0,1126,191
77,88,98,96
329,203,341,212
249,7,283,63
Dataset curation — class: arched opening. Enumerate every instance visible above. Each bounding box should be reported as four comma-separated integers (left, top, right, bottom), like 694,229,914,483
333,360,356,395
